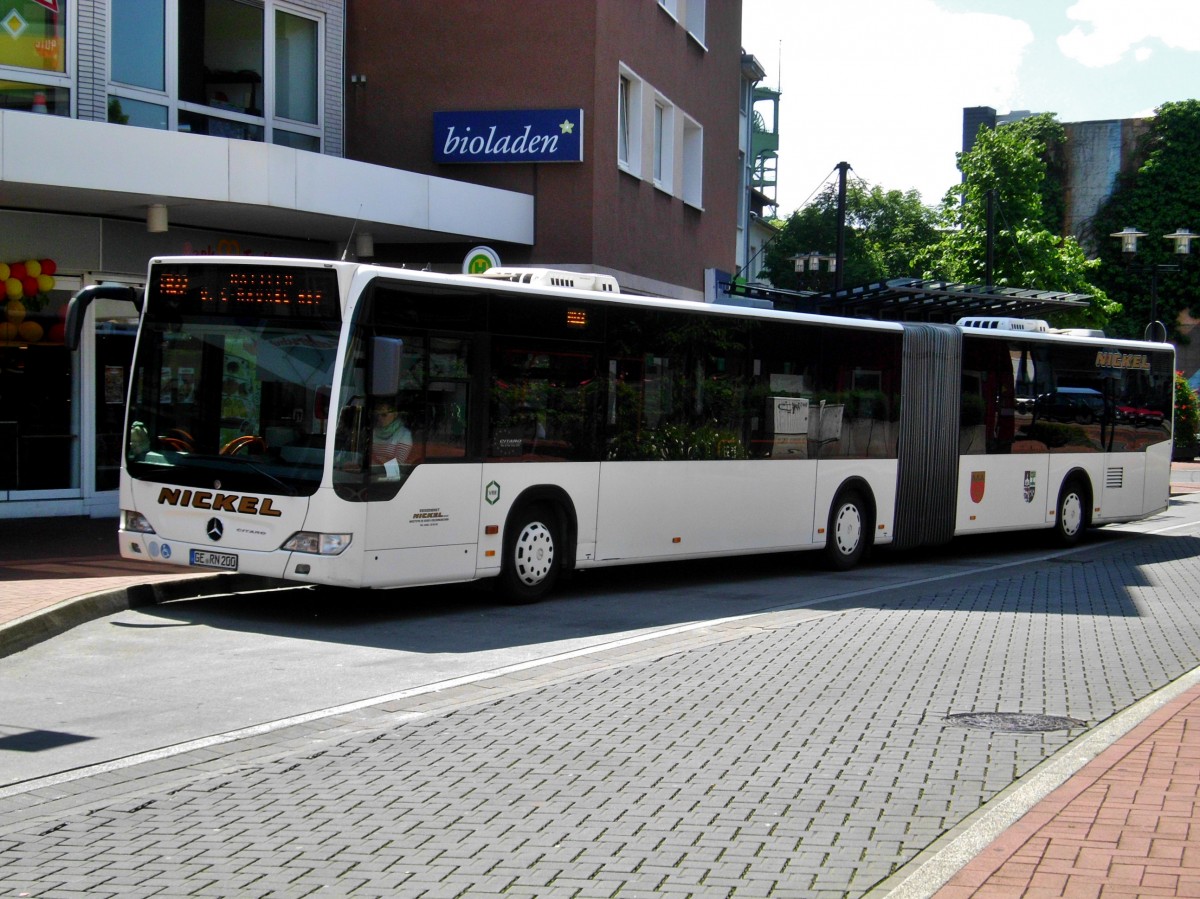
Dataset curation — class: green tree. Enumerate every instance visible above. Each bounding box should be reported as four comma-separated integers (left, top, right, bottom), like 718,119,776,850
759,181,937,292
920,113,1116,328
1091,100,1200,340
1174,371,1199,456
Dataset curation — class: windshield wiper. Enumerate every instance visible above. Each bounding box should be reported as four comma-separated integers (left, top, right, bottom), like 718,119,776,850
217,456,301,496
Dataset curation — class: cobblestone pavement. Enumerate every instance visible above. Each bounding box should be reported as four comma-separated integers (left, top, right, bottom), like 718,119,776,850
3,520,1200,897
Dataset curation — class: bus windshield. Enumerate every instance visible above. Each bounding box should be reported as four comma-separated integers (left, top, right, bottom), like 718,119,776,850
124,263,342,496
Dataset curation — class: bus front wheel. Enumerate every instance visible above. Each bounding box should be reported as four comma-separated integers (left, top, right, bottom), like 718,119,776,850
824,489,870,571
498,503,561,603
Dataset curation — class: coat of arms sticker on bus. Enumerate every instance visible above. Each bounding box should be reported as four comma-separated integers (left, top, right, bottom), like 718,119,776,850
970,471,986,504
1023,471,1037,504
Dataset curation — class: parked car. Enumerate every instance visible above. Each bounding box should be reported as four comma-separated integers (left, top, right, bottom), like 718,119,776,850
1117,404,1166,428
1036,387,1106,424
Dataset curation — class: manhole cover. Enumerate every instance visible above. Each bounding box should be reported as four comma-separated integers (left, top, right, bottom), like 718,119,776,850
945,712,1086,733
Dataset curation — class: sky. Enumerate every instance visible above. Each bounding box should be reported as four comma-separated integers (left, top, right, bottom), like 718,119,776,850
741,0,1200,213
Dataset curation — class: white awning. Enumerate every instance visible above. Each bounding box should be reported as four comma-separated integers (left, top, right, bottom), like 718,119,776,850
0,111,534,246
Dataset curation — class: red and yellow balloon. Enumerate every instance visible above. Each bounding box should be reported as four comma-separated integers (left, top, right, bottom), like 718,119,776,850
1,258,58,343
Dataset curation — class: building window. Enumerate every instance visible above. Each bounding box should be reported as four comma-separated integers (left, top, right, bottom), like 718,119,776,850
274,9,318,125
112,0,165,91
620,64,697,204
108,95,168,129
108,0,323,151
657,0,678,20
653,98,673,190
618,74,630,164
684,0,706,46
617,66,642,176
0,0,69,114
682,114,703,208
653,102,664,183
179,0,263,113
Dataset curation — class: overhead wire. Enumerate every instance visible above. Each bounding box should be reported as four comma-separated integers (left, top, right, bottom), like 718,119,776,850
734,165,841,283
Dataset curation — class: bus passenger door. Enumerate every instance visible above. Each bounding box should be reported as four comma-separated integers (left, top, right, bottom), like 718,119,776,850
359,332,483,587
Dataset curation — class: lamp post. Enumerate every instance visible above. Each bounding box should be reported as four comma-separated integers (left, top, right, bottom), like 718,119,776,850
1111,226,1195,343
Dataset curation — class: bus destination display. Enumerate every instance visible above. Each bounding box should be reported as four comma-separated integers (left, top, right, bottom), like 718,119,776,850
151,264,340,319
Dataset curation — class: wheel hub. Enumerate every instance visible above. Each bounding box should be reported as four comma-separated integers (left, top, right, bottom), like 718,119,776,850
834,503,862,555
515,523,555,585
1061,492,1083,536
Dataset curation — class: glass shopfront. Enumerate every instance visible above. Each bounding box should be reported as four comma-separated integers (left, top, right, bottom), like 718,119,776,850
0,274,76,494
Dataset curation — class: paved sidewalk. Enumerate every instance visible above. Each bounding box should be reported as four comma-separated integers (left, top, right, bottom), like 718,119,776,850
0,516,269,658
2,468,1200,896
933,681,1200,898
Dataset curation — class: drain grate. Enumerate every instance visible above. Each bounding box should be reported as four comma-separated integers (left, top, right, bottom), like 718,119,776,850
945,712,1086,733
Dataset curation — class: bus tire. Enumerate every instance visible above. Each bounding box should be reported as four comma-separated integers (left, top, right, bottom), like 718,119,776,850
1052,476,1089,547
823,488,870,571
498,503,561,603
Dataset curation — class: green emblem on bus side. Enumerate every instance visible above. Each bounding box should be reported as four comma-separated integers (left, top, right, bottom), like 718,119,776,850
485,480,501,505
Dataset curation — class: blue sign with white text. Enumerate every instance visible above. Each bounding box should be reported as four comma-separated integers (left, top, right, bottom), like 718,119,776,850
434,108,584,164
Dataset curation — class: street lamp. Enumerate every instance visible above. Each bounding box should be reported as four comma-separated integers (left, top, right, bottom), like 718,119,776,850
1111,226,1194,342
792,252,837,290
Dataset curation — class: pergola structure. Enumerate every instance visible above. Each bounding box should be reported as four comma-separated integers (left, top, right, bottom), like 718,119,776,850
725,278,1092,323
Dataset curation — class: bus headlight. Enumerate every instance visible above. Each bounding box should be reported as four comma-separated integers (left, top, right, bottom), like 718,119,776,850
282,532,353,555
122,510,156,534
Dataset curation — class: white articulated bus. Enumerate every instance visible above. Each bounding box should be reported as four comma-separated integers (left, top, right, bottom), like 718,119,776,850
87,257,1175,601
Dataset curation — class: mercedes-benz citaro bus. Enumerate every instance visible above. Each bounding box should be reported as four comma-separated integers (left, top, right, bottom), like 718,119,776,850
74,257,1175,602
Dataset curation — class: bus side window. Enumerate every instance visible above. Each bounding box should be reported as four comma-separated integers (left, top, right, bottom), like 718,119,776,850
419,337,471,460
488,339,600,462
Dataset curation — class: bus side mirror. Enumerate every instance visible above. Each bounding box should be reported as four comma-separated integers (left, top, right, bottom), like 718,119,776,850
369,337,403,396
66,283,144,351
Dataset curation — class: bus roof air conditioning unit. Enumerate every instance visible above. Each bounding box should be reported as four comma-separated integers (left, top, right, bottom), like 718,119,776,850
474,268,621,294
956,317,1050,333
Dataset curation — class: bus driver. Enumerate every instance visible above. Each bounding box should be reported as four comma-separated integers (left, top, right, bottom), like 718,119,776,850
370,399,413,476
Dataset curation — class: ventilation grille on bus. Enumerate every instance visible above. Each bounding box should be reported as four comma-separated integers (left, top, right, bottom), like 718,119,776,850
1106,467,1125,489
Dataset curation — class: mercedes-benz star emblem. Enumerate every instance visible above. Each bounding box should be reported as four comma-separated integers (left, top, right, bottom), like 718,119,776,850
206,518,224,542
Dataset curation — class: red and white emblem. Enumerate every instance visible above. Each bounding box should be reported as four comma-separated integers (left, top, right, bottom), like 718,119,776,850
970,470,986,504
33,0,59,11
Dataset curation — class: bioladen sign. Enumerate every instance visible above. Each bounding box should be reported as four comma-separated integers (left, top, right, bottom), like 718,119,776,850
434,109,584,164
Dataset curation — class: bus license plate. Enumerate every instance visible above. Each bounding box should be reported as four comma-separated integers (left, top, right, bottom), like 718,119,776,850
190,549,238,571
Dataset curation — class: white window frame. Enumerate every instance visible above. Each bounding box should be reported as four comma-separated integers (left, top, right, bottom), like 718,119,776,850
106,0,324,151
657,0,679,21
681,112,703,209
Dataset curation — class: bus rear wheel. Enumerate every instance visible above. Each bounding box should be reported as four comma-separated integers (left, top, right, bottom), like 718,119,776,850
1053,478,1089,547
824,489,869,570
498,503,561,603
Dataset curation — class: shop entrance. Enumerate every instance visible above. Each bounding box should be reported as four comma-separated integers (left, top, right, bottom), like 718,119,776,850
0,275,140,518
0,277,78,497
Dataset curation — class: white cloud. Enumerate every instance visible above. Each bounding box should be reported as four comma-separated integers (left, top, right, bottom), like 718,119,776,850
742,0,1033,207
1058,0,1200,67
